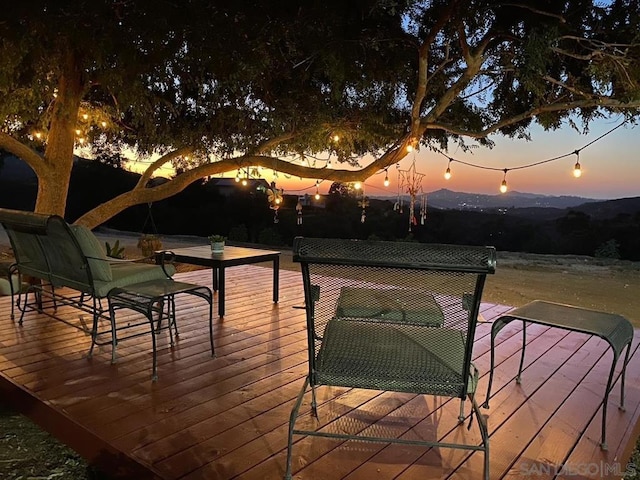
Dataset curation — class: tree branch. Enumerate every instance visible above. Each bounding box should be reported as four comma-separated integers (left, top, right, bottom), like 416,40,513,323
0,132,46,174
410,1,459,138
135,146,193,188
75,143,411,229
500,3,566,23
424,98,640,138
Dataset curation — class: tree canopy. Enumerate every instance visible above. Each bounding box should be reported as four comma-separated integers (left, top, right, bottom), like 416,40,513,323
1,0,639,228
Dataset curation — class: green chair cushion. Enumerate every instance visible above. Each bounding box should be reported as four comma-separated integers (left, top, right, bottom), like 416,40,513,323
93,262,176,297
316,318,473,397
335,286,444,326
70,225,112,282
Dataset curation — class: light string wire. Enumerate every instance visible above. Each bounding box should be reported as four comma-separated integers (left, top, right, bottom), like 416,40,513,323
246,119,631,194
436,120,629,172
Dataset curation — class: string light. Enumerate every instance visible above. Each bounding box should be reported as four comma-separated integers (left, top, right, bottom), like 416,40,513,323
332,134,340,142
444,159,452,180
354,181,362,190
100,121,107,128
435,120,627,189
573,150,582,178
75,129,81,135
82,113,88,120
500,169,508,193
235,170,241,183
34,132,42,140
406,144,414,153
315,181,321,200
383,169,390,187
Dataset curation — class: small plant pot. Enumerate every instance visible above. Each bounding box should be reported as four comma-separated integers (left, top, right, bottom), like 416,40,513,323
211,241,225,253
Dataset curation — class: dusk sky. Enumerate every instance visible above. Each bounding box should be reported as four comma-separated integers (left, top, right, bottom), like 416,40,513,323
124,114,638,201
275,114,639,200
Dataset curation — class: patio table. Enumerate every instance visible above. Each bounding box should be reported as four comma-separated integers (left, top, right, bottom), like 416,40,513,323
156,245,280,317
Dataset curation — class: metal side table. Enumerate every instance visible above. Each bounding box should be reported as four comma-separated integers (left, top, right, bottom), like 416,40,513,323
483,300,633,450
107,278,214,381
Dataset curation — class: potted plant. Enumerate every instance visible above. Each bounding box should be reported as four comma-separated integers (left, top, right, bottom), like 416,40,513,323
208,234,226,253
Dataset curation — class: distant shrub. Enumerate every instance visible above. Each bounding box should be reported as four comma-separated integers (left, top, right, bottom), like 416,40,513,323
258,227,283,246
228,224,249,242
594,239,621,259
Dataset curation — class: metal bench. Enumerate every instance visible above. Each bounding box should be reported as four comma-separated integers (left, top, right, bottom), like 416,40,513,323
0,208,213,376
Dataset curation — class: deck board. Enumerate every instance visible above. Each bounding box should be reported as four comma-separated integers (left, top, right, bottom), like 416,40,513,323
1,264,639,479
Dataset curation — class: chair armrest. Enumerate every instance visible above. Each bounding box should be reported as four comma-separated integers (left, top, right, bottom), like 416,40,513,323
154,250,176,278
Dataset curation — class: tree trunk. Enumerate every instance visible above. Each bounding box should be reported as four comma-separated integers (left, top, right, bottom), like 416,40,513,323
35,51,84,216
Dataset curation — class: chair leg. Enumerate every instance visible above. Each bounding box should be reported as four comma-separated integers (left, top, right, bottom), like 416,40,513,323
8,266,18,321
516,320,527,384
458,398,465,423
471,395,490,480
285,376,310,480
87,297,101,359
619,343,632,412
108,302,118,364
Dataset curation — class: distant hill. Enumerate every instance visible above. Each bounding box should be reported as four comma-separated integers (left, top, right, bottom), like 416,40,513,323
504,197,640,221
0,155,37,182
425,188,599,210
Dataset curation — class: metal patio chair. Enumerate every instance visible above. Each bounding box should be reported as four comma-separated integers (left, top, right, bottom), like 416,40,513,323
285,237,496,479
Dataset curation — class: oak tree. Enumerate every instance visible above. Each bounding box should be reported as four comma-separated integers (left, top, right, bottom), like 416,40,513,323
1,0,638,228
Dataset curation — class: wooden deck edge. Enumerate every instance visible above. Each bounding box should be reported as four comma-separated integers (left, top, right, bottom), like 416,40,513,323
0,370,162,480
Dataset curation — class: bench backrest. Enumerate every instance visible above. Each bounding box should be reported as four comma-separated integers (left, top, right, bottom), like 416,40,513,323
0,208,109,293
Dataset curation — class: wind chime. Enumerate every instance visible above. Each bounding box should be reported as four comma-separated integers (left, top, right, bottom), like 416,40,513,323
296,198,303,225
419,193,427,224
397,158,426,232
266,182,283,223
393,163,404,214
358,187,369,223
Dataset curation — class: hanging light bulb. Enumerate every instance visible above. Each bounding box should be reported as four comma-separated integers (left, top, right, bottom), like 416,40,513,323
573,151,582,178
406,144,414,153
235,170,241,182
354,181,362,190
315,184,320,200
444,159,452,180
383,169,390,187
499,169,508,193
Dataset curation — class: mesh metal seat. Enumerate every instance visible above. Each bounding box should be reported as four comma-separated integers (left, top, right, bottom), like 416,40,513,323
285,237,496,479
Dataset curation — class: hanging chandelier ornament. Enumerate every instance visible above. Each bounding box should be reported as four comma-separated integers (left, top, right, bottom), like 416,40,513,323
397,157,426,232
267,182,284,224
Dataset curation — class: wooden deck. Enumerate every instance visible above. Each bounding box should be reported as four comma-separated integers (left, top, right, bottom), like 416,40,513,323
1,265,639,479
